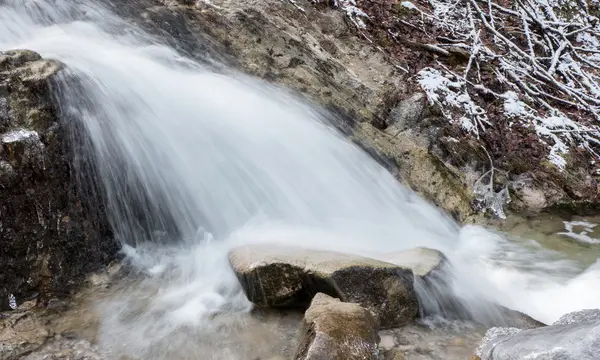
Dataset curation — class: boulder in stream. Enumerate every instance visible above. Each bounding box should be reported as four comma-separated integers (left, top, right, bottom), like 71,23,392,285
292,293,379,360
228,244,419,328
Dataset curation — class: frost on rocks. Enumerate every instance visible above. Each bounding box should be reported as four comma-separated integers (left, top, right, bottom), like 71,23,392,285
554,309,600,325
475,327,522,357
557,221,600,244
1,129,39,144
8,293,17,310
0,128,46,169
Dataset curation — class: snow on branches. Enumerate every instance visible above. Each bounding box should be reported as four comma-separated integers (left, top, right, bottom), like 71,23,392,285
402,0,600,169
334,0,600,217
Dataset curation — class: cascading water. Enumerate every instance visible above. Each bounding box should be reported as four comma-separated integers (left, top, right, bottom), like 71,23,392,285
1,0,599,358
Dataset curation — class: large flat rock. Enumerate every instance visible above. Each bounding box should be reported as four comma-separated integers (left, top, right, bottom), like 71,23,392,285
228,244,419,328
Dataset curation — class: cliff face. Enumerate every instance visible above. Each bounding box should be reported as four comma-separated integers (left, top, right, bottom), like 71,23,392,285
0,50,117,310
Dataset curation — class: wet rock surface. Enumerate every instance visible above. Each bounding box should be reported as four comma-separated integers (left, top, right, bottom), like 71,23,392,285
0,50,117,310
293,293,379,360
228,244,419,328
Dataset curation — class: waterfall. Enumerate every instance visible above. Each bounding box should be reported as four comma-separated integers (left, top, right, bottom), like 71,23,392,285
1,0,598,358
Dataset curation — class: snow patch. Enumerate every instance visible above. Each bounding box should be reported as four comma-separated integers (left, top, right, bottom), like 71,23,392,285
400,1,418,10
417,67,489,137
1,129,39,143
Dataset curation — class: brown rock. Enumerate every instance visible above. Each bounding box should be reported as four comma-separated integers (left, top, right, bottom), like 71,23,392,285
293,293,379,360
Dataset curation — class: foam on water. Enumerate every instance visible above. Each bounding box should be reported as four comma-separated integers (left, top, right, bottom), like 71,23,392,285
1,0,599,358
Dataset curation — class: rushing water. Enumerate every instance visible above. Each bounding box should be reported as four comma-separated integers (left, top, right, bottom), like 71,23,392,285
1,1,599,358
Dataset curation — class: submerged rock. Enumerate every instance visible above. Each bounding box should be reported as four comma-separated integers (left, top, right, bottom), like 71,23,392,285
0,50,116,310
228,244,419,328
292,293,379,360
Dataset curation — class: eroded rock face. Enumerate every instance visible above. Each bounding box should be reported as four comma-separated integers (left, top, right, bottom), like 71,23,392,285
228,244,419,328
0,50,116,310
293,293,379,360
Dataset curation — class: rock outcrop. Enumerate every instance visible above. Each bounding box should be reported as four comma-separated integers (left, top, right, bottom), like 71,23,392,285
0,50,116,310
292,293,379,360
228,244,419,328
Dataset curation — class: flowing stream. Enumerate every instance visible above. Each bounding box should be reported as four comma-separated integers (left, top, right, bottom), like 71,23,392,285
1,1,599,359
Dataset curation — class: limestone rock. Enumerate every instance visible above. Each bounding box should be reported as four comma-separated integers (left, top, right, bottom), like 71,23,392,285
293,293,379,360
0,50,116,310
228,244,419,328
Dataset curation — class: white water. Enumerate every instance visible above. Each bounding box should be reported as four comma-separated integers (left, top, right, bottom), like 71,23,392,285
1,0,599,358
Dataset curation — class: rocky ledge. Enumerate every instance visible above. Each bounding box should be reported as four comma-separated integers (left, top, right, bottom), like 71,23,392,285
0,50,117,311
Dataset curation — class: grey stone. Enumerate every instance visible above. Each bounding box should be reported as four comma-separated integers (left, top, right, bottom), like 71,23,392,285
228,244,419,328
